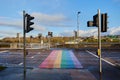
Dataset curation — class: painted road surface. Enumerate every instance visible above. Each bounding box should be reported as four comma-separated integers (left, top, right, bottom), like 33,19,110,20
39,50,83,68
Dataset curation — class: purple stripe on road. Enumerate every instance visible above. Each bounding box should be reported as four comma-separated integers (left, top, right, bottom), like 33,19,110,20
69,51,83,68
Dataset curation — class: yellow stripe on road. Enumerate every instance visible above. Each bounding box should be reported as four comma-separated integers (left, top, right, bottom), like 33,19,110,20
54,50,62,68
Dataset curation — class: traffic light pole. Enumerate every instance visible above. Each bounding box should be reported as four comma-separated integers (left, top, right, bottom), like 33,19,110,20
98,9,102,80
23,10,26,80
87,9,106,80
48,36,50,50
23,11,34,80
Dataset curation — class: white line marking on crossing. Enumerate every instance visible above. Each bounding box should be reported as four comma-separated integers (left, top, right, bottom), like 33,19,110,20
18,62,23,65
37,52,41,54
30,52,40,59
86,50,115,66
31,56,34,58
0,50,9,53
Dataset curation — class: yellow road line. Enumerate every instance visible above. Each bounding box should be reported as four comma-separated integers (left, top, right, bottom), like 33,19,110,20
54,50,62,68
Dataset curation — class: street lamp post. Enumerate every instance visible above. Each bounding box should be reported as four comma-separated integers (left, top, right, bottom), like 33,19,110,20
77,11,80,48
77,11,80,38
17,33,20,49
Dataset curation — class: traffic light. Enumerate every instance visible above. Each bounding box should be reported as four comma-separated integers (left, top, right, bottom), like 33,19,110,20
48,32,53,37
87,14,98,27
101,13,108,32
87,21,94,27
93,14,99,27
25,14,34,33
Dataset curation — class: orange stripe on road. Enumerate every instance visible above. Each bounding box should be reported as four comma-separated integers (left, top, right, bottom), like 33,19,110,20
54,50,62,68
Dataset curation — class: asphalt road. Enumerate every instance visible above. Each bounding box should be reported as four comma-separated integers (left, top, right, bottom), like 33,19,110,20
76,49,120,80
0,48,120,80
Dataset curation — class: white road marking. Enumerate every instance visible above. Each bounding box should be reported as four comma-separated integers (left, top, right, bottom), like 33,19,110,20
30,52,41,59
37,52,41,54
18,62,23,65
31,56,34,59
0,50,9,53
86,50,116,66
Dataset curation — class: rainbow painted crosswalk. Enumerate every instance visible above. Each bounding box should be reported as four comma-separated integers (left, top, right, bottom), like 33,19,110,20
39,50,83,68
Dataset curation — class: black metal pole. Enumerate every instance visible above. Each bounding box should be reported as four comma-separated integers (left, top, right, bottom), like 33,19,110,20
77,12,80,48
23,10,26,80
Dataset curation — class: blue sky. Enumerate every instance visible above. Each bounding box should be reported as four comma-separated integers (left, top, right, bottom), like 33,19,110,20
0,0,120,38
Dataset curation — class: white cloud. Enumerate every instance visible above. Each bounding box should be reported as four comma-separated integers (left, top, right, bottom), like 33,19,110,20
32,24,46,31
0,16,47,38
0,30,18,39
59,30,74,37
59,26,120,37
0,16,22,27
108,26,120,35
0,30,17,35
0,12,72,37
79,29,98,37
0,19,22,28
31,12,71,27
0,17,46,32
32,12,67,22
59,28,98,37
